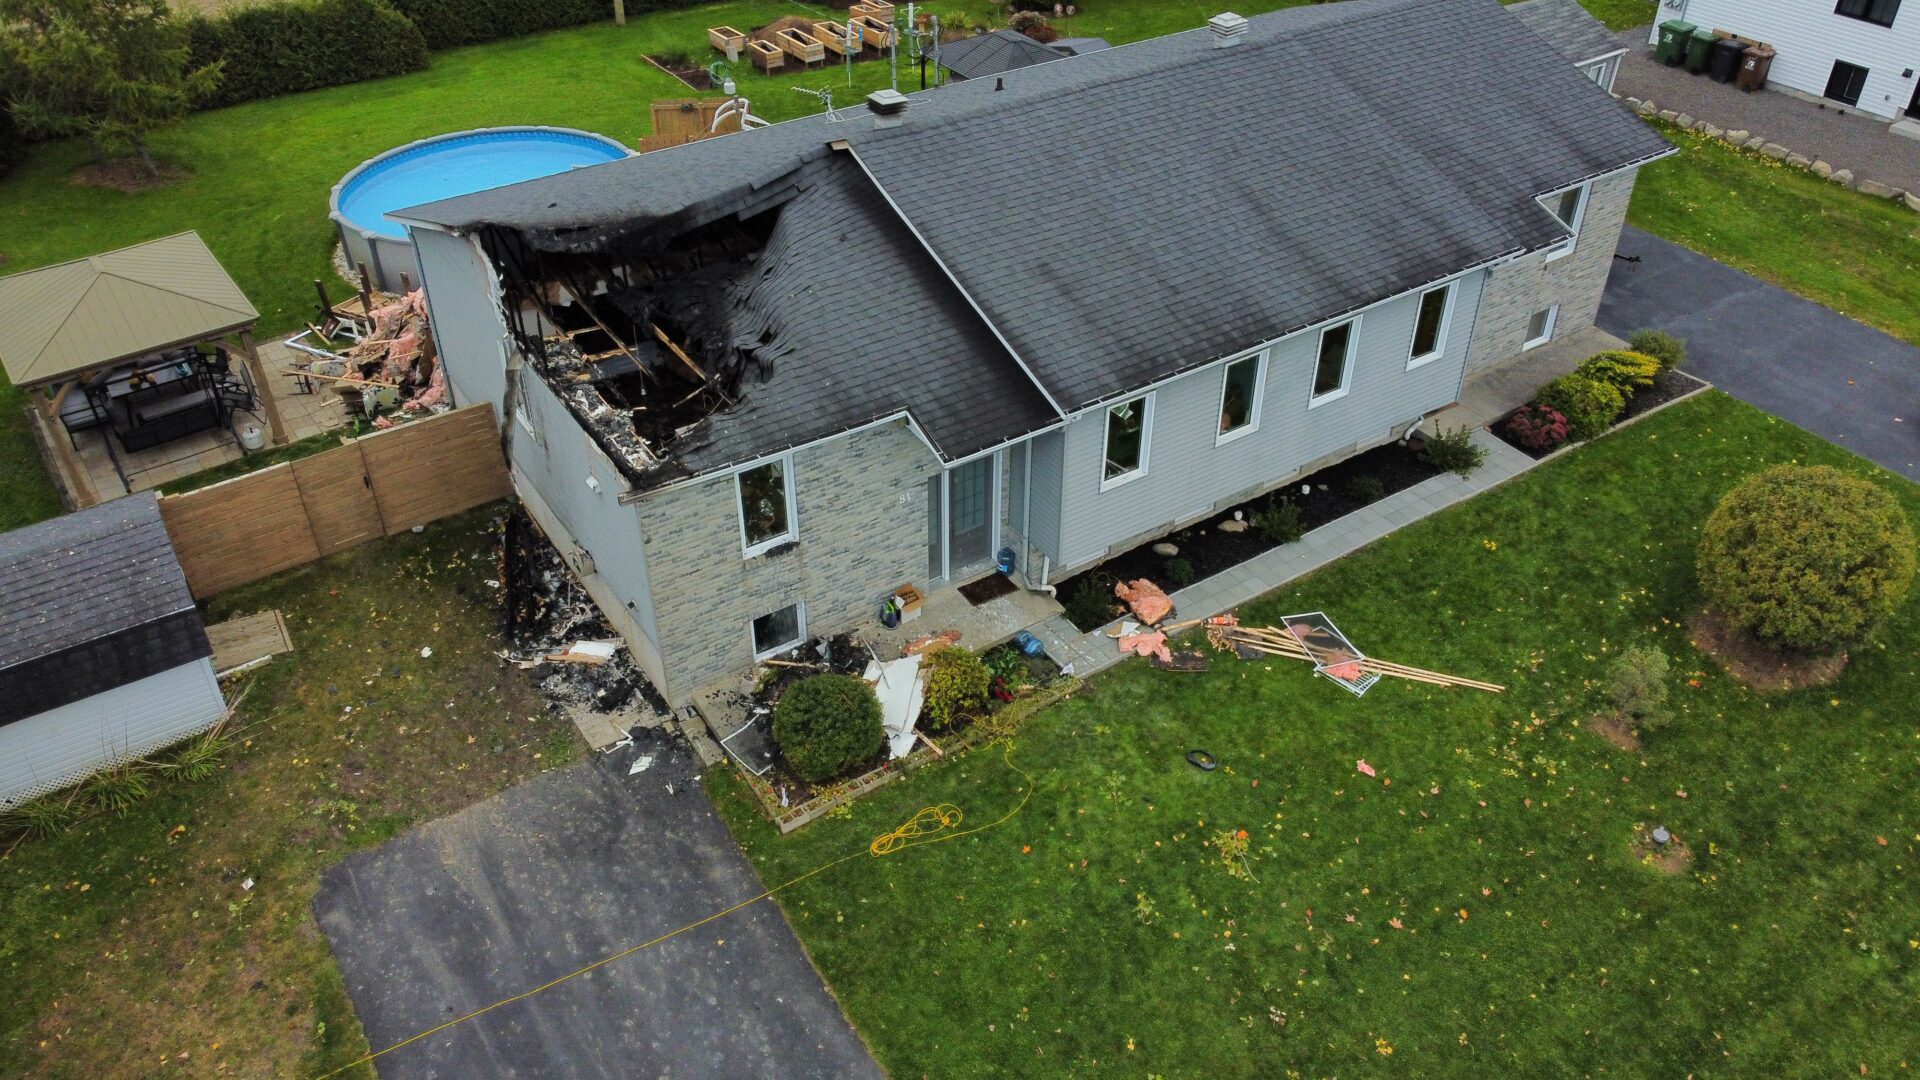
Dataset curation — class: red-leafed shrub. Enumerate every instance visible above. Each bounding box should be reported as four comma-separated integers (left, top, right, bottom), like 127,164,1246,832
1505,404,1570,451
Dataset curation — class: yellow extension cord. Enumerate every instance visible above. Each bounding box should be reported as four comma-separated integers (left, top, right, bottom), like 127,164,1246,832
314,742,1032,1079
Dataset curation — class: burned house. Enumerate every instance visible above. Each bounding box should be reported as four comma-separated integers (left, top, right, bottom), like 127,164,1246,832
395,0,1672,705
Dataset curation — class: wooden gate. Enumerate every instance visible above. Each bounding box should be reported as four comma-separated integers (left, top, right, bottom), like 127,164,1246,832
161,405,512,598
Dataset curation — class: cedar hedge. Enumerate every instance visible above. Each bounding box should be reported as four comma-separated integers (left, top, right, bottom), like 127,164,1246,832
186,0,428,110
387,0,605,50
0,105,25,179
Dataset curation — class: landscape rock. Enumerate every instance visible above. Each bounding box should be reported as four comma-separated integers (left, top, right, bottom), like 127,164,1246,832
1857,179,1896,198
1657,109,1679,122
1810,160,1833,178
1700,123,1724,138
1635,99,1657,116
1743,136,1766,150
1786,153,1810,169
1725,128,1749,142
1829,168,1855,186
1904,191,1920,213
1218,519,1248,534
1760,142,1790,160
1151,542,1179,557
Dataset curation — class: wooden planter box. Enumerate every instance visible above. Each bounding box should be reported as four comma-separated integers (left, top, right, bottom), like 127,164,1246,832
850,0,895,24
775,27,825,64
747,38,785,71
707,25,746,57
851,14,894,48
811,19,855,56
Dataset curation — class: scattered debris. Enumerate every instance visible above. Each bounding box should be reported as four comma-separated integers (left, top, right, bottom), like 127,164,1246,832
902,630,962,656
1117,629,1170,663
1209,613,1504,694
628,753,656,775
864,653,926,759
1149,650,1208,672
1114,578,1173,625
288,290,449,421
1356,759,1377,778
548,640,620,665
1186,749,1217,771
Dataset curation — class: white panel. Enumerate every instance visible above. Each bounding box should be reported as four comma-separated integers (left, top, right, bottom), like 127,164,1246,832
1677,0,1920,119
0,660,226,808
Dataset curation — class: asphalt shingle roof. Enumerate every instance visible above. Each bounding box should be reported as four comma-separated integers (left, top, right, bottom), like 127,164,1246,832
404,0,1670,443
936,29,1067,80
0,493,211,724
1507,0,1627,64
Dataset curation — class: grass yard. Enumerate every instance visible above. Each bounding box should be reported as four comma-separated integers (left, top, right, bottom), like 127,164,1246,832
713,392,1920,1077
0,506,580,1078
1629,123,1920,349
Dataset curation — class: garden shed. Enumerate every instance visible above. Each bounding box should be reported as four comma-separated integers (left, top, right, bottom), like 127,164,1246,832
0,232,289,508
0,493,225,809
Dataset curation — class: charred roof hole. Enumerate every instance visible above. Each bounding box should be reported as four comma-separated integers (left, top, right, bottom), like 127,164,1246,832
492,207,789,483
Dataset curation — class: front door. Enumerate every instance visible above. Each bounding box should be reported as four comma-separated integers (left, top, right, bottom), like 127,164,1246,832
925,452,999,581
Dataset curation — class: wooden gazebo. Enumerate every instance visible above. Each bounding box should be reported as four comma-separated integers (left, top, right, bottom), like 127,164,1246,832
0,232,287,507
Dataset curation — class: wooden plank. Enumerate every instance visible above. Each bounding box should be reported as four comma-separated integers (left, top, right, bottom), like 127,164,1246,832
291,441,385,556
207,610,294,674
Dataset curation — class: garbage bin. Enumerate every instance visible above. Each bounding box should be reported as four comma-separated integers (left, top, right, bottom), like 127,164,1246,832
1736,43,1775,92
1684,28,1716,74
1655,20,1694,66
1710,37,1747,83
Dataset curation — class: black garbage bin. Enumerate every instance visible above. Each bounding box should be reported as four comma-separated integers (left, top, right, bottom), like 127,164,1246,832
1710,37,1747,83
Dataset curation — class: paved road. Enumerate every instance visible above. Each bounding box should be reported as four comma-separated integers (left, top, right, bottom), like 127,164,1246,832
314,728,881,1079
1599,227,1920,480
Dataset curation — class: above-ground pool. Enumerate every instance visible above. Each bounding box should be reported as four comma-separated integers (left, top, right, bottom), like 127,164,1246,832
331,126,631,292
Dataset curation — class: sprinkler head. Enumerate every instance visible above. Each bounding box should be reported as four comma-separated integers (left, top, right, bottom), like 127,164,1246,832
1650,826,1671,846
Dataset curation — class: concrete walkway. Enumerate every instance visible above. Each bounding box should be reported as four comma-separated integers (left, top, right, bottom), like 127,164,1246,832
1611,29,1920,195
1052,429,1537,678
1599,226,1920,480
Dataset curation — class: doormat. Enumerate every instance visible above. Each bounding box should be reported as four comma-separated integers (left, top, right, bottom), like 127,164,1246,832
958,573,1018,606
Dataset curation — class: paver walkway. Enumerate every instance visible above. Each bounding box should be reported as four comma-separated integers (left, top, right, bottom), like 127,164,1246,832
1611,29,1920,194
1599,226,1920,480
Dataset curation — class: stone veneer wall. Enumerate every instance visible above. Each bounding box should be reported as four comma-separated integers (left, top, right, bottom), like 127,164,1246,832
635,419,940,703
1465,167,1638,374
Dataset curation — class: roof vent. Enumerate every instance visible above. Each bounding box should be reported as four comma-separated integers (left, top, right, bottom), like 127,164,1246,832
866,88,911,129
1208,11,1248,47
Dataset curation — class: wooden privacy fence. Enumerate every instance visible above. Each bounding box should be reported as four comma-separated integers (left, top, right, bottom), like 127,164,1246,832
160,404,512,598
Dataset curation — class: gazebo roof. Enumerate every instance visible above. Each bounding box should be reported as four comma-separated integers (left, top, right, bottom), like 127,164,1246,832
0,232,258,389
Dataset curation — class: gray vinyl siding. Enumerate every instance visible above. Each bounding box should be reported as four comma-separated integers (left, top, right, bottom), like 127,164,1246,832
1049,270,1487,571
0,659,225,809
411,226,509,417
1025,429,1066,574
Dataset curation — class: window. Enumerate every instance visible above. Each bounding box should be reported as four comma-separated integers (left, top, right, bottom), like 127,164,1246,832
1541,183,1587,260
1310,319,1357,405
1524,306,1557,350
736,456,796,556
1407,284,1452,368
750,603,804,660
1101,394,1152,488
1584,60,1609,85
1835,0,1899,27
1824,60,1870,105
1216,351,1265,443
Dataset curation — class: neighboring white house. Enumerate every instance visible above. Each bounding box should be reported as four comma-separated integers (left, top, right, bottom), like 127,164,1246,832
1653,0,1920,120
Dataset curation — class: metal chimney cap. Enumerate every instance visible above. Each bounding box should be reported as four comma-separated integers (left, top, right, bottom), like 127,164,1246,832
866,88,911,115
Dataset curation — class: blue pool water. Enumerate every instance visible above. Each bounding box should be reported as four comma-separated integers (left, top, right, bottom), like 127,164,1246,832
335,128,629,240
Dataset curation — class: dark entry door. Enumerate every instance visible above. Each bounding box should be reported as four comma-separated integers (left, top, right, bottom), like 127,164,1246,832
945,455,994,573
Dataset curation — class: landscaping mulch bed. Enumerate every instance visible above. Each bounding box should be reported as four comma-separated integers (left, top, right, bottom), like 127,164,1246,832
1688,605,1849,692
1496,369,1709,459
71,158,187,192
646,54,714,89
1056,441,1440,630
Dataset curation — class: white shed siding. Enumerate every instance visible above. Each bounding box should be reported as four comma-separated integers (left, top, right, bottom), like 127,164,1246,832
1666,0,1920,119
0,659,226,808
1047,270,1487,571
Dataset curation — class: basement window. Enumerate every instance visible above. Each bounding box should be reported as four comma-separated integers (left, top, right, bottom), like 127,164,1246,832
1407,284,1453,369
1216,350,1266,444
1824,59,1869,105
1310,319,1357,406
750,602,805,660
1524,305,1558,350
1102,393,1152,490
736,455,796,557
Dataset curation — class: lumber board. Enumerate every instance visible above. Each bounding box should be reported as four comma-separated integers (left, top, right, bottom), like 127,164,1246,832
208,610,293,674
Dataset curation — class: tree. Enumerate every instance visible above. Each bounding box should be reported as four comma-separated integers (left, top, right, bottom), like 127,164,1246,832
0,0,221,176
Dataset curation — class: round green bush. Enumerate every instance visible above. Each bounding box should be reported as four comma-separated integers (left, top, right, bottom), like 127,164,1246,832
1575,350,1661,394
923,645,990,729
773,674,884,783
1698,465,1916,653
1627,329,1687,374
1534,373,1625,442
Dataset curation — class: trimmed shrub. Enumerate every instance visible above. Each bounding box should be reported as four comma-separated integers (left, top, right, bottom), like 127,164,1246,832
1420,425,1487,478
923,645,990,729
1698,464,1917,653
1576,350,1660,394
1605,646,1670,728
1064,576,1114,629
1535,372,1625,441
386,0,603,49
773,673,884,782
186,0,428,109
1628,329,1687,374
1255,500,1303,544
1348,475,1387,504
1505,404,1570,452
1163,556,1195,586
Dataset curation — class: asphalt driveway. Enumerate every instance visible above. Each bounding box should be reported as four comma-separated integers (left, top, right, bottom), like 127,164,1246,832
314,728,880,1079
1600,227,1920,481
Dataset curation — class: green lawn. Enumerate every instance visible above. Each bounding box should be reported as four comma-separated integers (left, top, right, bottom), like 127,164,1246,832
711,393,1920,1078
1629,123,1920,349
0,507,580,1078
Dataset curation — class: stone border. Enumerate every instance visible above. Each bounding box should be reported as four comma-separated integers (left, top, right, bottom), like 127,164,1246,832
1625,95,1920,213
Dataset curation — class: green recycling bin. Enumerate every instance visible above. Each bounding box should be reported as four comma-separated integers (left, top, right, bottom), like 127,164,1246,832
1655,20,1694,66
1684,28,1716,73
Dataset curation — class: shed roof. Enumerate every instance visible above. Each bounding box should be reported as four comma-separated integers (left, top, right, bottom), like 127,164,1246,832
1506,0,1625,63
0,232,257,389
936,29,1067,80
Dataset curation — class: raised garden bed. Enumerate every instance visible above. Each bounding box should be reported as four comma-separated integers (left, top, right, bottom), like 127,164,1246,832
1056,440,1440,630
1495,369,1710,460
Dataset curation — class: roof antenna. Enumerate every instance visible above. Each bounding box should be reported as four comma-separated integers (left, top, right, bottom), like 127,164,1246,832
994,77,1004,91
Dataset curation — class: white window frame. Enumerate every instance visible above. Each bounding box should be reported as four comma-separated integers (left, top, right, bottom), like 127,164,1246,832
1541,182,1589,263
1307,316,1360,408
748,601,806,661
1524,305,1558,350
1405,284,1454,370
1214,348,1268,446
1584,60,1608,85
735,453,798,558
1099,392,1153,492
